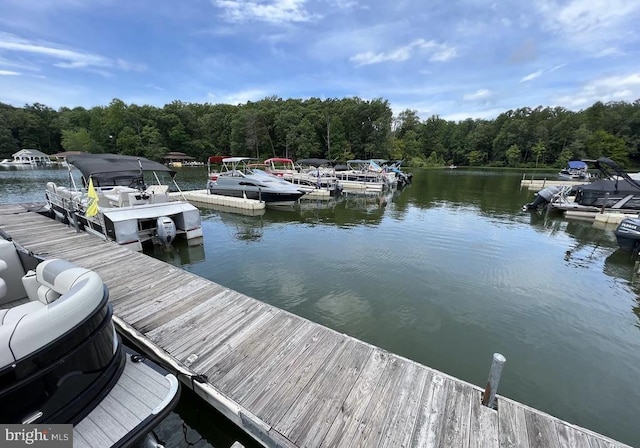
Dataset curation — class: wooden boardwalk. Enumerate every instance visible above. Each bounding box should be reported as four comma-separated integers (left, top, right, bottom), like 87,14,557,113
0,204,630,448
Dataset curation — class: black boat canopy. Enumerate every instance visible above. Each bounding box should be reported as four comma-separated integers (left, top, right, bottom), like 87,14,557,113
66,153,175,186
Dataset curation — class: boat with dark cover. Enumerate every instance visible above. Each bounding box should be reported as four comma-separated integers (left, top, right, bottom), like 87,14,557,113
526,158,640,212
45,153,203,251
0,232,180,447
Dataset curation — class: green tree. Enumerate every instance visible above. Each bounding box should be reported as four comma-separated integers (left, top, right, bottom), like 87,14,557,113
61,128,100,153
587,130,629,166
467,150,486,166
506,144,521,166
531,141,546,167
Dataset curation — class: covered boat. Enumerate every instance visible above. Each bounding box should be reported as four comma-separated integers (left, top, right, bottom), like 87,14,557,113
558,160,590,180
0,234,179,446
568,158,640,209
45,153,203,251
207,157,306,205
526,158,640,212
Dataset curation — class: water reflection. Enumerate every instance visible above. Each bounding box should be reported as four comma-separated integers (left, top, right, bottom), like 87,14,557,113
4,166,640,446
190,189,408,243
148,240,206,267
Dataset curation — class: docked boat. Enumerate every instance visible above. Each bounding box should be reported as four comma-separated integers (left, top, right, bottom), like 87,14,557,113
264,157,343,197
558,160,590,180
0,234,180,446
527,158,640,212
207,157,306,205
334,160,388,192
45,153,203,252
377,159,413,187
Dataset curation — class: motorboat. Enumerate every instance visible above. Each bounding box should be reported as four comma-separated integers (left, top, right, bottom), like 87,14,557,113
45,153,203,252
333,160,388,192
614,218,640,252
377,160,413,187
527,158,640,212
558,160,590,180
264,158,343,197
207,157,306,205
0,234,180,446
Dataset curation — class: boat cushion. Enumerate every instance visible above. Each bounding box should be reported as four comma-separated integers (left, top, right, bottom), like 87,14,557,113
0,301,45,367
0,260,6,300
36,259,92,299
37,285,61,304
0,240,27,304
0,261,105,368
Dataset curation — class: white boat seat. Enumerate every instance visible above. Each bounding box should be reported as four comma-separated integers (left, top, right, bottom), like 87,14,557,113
0,259,7,301
103,186,139,207
0,301,45,367
0,240,26,304
0,258,105,368
36,259,90,301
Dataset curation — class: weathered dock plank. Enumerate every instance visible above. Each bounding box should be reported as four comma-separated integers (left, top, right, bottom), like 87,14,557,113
410,371,450,446
469,390,499,448
0,207,632,448
320,349,391,448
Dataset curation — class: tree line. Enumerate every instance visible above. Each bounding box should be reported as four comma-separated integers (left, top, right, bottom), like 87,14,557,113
0,96,639,168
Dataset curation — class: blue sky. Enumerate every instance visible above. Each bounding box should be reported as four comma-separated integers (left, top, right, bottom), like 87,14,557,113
0,0,639,121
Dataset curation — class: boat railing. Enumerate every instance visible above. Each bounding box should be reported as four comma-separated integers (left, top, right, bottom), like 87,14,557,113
550,185,575,204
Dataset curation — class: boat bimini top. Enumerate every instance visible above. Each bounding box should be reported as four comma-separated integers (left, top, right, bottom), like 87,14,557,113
66,153,175,188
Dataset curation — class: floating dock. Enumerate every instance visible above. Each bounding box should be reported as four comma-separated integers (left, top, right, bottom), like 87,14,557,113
520,179,586,191
169,190,266,210
0,204,631,448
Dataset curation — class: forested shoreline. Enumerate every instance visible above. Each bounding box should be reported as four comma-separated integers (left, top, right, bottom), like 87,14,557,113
1,97,639,168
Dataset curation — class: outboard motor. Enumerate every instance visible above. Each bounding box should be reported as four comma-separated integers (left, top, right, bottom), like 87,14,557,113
614,217,640,252
523,185,562,211
155,216,176,248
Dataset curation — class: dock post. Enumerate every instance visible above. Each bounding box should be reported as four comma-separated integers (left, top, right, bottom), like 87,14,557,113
482,353,506,409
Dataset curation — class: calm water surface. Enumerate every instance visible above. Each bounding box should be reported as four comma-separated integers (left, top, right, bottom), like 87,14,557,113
2,165,640,447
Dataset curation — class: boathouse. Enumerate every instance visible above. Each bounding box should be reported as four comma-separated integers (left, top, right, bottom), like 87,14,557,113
11,149,52,165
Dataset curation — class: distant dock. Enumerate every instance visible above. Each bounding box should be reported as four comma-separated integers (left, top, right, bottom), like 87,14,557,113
0,204,631,448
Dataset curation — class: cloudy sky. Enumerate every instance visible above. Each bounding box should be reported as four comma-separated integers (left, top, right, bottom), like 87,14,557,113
0,0,639,121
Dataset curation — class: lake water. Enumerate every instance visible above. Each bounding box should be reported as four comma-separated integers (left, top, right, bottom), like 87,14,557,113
2,165,640,447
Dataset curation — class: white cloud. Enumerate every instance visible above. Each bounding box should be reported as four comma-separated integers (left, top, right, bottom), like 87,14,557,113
442,108,505,122
0,55,39,71
0,33,109,67
214,0,317,23
0,70,20,76
520,69,543,82
463,89,492,101
207,89,269,105
537,0,640,51
0,33,145,73
350,39,457,66
555,72,640,109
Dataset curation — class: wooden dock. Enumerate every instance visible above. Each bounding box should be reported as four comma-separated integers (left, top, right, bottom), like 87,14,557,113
520,179,586,191
0,204,631,448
